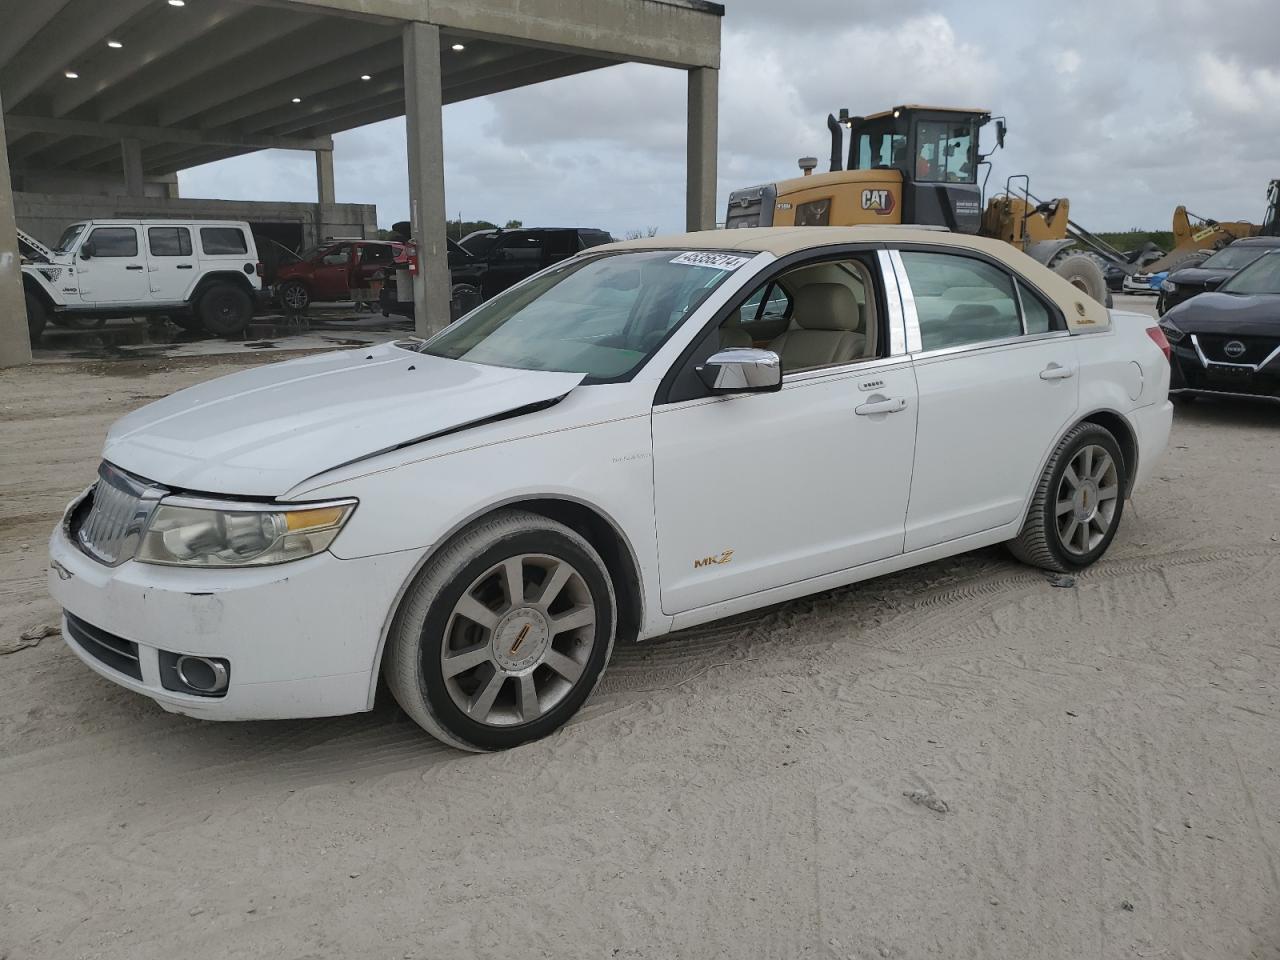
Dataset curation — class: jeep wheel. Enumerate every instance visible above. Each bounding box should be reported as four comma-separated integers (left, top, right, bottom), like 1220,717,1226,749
278,280,310,313
198,283,253,337
25,292,47,342
385,509,617,751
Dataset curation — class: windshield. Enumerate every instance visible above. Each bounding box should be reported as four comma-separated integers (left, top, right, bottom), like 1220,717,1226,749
460,232,500,256
54,223,86,254
1200,245,1270,271
419,249,750,382
1220,251,1280,295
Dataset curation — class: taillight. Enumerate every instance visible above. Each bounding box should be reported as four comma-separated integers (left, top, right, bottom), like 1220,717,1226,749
1146,325,1171,362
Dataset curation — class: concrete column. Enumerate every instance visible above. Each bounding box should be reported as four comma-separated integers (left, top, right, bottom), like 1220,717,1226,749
315,148,335,205
403,21,451,337
686,67,718,231
120,137,144,198
0,89,32,368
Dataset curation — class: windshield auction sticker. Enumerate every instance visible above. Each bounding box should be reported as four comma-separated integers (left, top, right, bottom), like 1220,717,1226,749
669,251,753,270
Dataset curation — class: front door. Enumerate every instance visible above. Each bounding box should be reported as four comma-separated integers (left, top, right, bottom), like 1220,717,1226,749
894,248,1081,550
651,251,918,615
144,225,196,303
311,243,353,300
484,232,545,297
78,226,148,303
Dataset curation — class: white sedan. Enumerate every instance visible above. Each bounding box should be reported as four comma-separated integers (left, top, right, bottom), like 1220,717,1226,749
48,227,1173,751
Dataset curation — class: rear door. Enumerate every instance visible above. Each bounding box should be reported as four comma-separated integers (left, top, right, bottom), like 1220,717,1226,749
353,242,395,291
78,225,148,303
893,247,1079,551
145,225,196,302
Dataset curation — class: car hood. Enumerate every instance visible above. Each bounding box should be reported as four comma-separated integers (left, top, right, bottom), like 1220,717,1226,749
1167,266,1232,286
102,342,584,497
1164,292,1280,335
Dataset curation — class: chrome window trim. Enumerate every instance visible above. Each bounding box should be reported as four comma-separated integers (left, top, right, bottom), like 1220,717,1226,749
877,249,908,357
887,250,923,354
1190,333,1280,372
910,329,1074,365
1011,276,1029,336
782,353,914,385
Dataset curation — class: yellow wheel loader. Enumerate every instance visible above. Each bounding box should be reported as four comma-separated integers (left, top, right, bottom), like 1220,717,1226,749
726,105,1137,304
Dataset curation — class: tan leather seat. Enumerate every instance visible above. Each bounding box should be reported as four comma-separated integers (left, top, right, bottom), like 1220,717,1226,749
718,323,753,349
768,283,865,370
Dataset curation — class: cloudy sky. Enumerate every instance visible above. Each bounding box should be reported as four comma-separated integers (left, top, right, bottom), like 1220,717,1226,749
180,0,1280,236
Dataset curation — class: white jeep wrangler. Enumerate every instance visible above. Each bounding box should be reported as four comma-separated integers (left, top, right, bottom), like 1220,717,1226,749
21,219,263,340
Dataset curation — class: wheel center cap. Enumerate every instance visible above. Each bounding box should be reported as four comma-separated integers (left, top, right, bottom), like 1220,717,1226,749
1074,479,1100,522
492,607,550,672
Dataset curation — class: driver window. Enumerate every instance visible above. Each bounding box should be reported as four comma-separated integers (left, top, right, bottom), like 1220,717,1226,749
719,258,880,373
320,244,350,266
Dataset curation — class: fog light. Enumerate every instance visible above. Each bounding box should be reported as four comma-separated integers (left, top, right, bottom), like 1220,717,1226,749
159,650,230,697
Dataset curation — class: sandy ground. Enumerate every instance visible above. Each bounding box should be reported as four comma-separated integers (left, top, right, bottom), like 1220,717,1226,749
3,296,1280,959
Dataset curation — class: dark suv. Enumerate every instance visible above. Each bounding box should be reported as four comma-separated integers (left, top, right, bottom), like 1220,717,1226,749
380,227,614,319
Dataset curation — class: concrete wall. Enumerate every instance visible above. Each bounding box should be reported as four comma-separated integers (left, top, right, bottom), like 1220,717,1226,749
10,168,178,201
15,193,377,251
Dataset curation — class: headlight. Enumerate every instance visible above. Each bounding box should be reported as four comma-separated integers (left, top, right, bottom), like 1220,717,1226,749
1157,321,1185,343
1160,280,1176,293
136,499,356,567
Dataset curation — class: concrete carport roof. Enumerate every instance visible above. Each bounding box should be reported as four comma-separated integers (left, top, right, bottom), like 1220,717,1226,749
0,0,724,366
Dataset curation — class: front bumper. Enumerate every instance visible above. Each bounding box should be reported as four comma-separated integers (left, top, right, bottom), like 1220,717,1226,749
1168,336,1280,402
48,524,422,721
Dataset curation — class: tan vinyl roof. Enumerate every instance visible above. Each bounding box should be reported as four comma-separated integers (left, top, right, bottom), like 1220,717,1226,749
601,225,1010,258
599,227,1112,332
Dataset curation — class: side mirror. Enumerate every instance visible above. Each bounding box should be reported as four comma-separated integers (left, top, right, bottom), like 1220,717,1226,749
79,242,94,260
696,348,782,394
1204,275,1225,289
996,119,1007,149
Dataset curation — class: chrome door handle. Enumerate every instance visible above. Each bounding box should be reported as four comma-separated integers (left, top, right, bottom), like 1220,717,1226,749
1040,363,1074,380
855,396,907,416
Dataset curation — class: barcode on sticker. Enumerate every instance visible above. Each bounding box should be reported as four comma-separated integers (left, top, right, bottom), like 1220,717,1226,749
669,251,752,270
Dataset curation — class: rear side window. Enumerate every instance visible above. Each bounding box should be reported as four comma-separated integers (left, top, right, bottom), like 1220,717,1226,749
579,230,613,248
1017,279,1060,334
200,227,248,255
88,227,138,258
148,227,192,257
899,251,1022,350
358,244,393,265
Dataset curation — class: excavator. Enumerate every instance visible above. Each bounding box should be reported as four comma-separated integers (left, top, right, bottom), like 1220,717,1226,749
726,105,1139,304
1138,179,1280,275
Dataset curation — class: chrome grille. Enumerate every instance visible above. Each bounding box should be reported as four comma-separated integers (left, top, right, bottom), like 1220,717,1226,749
72,463,164,566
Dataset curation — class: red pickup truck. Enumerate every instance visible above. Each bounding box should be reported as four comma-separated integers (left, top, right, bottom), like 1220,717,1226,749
274,239,407,311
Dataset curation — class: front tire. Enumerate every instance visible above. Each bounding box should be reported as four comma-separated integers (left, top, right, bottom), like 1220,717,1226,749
197,283,253,337
1009,422,1127,572
1049,251,1109,306
278,280,310,313
386,510,617,751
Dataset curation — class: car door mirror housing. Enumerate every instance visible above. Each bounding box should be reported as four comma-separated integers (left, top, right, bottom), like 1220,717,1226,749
696,348,783,394
1204,275,1224,289
79,242,94,260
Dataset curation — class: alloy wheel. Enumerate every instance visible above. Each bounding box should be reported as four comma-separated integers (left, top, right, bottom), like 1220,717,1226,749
440,553,597,727
1056,443,1120,556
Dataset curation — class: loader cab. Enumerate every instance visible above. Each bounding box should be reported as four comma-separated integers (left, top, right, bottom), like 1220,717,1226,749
843,106,990,234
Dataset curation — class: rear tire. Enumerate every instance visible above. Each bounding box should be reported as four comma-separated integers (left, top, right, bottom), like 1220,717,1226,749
1008,422,1127,572
1049,251,1109,305
197,283,253,337
385,509,617,751
25,292,47,342
278,280,310,313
